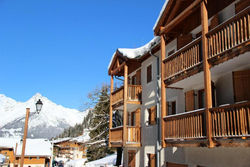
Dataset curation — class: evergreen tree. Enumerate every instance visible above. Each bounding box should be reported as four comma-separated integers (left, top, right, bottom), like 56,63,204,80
86,84,114,161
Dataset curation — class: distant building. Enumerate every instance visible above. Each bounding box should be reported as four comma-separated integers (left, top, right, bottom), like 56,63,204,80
53,129,90,160
0,138,52,167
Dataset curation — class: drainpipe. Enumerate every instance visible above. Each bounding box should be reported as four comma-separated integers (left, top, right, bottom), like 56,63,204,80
150,50,161,167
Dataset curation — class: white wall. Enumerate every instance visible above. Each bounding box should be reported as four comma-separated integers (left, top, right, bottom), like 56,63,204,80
185,147,250,167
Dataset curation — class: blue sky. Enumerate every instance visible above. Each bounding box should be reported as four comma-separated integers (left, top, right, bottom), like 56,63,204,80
0,0,164,110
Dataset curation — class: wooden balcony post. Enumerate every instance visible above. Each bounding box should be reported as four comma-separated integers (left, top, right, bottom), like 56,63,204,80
109,75,114,147
123,64,128,146
160,33,167,148
201,0,214,148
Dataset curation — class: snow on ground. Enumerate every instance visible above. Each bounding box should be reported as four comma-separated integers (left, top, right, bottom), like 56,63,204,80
0,154,6,164
85,154,117,167
64,158,87,167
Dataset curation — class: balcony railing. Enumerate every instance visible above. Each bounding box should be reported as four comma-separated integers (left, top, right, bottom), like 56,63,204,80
210,101,250,138
111,85,142,106
110,126,123,144
127,126,141,143
163,37,202,80
164,109,206,140
163,101,250,144
110,126,141,147
162,8,250,83
207,7,250,59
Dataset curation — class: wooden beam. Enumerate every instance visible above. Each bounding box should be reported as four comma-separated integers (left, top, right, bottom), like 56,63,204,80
123,64,128,147
109,75,114,147
165,0,182,24
20,108,30,167
111,62,126,76
13,143,18,167
201,0,214,148
160,0,202,35
161,34,167,148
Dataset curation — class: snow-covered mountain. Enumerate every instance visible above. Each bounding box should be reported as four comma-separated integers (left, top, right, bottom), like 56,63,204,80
0,93,87,139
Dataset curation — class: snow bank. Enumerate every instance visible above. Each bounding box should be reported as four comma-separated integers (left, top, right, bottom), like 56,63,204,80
64,158,87,167
85,154,117,167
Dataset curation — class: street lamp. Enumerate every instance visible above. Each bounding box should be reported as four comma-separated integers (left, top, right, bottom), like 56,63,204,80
36,99,43,114
20,99,43,167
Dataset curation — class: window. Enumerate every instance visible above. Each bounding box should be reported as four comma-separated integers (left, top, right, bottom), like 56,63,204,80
147,154,156,167
147,65,152,83
198,89,205,109
131,75,136,85
148,106,156,125
167,101,176,115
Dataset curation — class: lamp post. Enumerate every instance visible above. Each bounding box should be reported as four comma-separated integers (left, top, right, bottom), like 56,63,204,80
20,99,43,167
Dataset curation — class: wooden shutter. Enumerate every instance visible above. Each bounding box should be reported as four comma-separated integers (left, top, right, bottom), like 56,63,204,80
233,70,250,102
185,90,195,112
135,109,140,127
148,154,156,167
177,33,193,50
136,69,141,85
235,0,250,14
149,106,157,125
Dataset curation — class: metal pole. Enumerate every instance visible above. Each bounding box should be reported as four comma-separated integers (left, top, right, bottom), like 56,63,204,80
20,108,30,167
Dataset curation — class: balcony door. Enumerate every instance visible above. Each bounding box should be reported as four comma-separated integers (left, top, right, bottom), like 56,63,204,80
233,69,250,102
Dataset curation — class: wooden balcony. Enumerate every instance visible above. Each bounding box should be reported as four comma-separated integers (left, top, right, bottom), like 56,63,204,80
110,126,123,147
109,126,141,147
163,101,250,147
163,7,250,85
111,85,142,109
163,37,203,85
207,6,250,66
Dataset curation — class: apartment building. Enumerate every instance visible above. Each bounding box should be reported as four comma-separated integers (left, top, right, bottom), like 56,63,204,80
108,0,250,166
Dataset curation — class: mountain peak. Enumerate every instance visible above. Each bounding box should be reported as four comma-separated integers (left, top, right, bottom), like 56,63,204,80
32,93,43,99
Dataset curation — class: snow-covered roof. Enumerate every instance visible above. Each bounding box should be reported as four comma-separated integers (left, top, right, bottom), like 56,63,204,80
108,36,160,70
52,137,71,144
0,138,19,149
53,129,90,144
85,154,117,167
16,139,52,157
70,129,90,143
153,0,169,31
0,138,52,157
